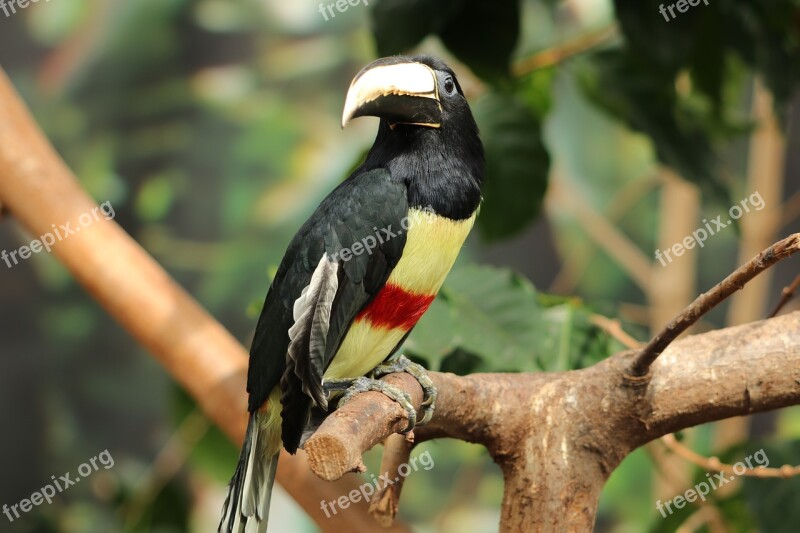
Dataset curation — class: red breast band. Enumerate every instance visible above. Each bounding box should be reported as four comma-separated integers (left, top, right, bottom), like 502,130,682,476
356,283,435,331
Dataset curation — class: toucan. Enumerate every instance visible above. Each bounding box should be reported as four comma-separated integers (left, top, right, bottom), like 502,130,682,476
220,55,484,532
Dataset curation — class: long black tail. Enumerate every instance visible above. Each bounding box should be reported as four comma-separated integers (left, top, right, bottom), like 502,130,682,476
219,413,279,533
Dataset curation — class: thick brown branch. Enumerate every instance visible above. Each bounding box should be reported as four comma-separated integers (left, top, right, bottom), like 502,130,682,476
305,373,424,480
306,312,800,531
305,370,525,480
629,233,800,376
636,312,800,439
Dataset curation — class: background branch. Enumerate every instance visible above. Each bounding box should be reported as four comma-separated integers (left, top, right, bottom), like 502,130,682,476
512,23,619,76
660,433,800,479
368,434,414,527
769,273,800,318
0,68,408,533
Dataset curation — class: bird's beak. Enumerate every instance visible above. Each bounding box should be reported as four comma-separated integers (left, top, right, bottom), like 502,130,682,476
341,60,442,129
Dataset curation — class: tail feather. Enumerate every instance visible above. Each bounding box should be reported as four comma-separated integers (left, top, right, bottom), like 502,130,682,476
241,419,260,517
220,412,280,533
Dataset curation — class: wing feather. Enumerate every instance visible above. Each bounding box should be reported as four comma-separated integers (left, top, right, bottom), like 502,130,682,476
247,168,409,452
286,254,338,408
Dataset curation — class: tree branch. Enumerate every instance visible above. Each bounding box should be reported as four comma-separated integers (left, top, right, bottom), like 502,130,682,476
368,433,414,526
305,311,800,530
305,373,424,481
512,24,619,76
629,233,800,376
659,433,800,479
769,272,800,318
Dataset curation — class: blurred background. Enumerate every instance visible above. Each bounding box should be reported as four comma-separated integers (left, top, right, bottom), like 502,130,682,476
0,0,799,531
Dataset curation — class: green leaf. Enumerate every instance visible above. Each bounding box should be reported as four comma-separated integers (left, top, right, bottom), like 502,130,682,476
536,300,616,372
407,265,626,373
592,0,800,206
611,0,698,76
402,297,458,369
437,0,520,81
611,0,800,125
473,91,550,241
744,441,800,533
577,50,733,207
439,348,485,375
370,0,455,57
722,1,800,109
441,265,542,372
370,0,520,82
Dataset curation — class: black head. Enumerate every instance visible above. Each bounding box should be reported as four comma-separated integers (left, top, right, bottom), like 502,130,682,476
342,55,484,220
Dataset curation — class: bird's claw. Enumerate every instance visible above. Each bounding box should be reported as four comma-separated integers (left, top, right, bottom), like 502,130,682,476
321,355,437,433
371,354,437,426
335,376,417,432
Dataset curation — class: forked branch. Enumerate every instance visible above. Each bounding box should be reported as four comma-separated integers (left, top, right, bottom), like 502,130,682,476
629,233,800,376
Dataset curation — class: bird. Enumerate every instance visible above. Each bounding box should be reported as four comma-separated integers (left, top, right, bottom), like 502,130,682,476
219,55,484,532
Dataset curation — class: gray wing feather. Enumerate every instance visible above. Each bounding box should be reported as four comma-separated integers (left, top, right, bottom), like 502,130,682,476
286,254,339,409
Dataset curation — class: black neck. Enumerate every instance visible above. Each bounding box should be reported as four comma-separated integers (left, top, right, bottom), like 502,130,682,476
360,120,484,221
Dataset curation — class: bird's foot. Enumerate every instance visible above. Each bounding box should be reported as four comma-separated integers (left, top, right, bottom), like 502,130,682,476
371,354,437,426
329,377,418,433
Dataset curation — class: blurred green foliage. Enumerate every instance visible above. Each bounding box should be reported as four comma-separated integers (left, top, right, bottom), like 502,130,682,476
406,265,626,373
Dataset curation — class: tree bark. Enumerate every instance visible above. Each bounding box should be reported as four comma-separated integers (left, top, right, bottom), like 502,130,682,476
306,312,800,531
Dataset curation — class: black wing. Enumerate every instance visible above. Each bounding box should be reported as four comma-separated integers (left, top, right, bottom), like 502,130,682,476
246,167,408,452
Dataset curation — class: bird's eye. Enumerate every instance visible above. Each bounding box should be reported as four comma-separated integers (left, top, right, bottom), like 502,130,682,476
443,77,456,95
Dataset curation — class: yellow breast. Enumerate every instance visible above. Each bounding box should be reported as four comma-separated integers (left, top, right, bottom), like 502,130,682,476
323,207,476,380
387,207,477,294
